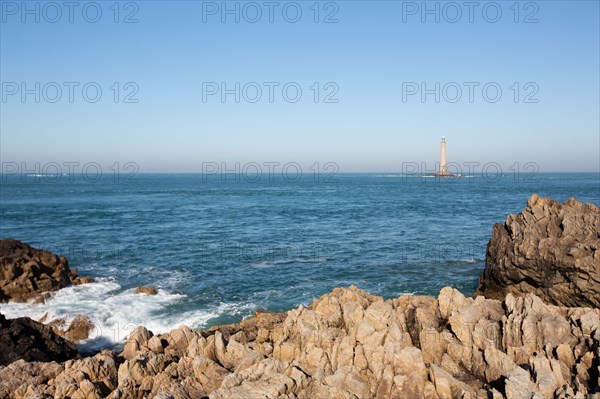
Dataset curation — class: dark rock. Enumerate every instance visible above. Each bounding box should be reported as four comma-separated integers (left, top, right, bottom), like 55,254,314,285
0,239,93,303
475,194,600,307
0,312,78,366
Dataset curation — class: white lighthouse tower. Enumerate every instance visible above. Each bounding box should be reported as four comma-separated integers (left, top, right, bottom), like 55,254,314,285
434,136,459,177
439,136,448,175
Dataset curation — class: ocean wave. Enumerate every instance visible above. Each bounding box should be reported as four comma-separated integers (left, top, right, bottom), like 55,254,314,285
24,173,68,177
250,256,330,268
0,279,255,353
372,174,424,178
446,258,483,265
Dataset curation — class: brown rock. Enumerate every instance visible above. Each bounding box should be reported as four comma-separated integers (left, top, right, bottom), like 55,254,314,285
429,364,477,398
0,359,64,398
475,195,600,307
135,286,158,295
505,367,538,399
147,336,164,353
63,315,95,342
121,326,153,360
0,239,93,303
43,314,94,342
74,276,94,285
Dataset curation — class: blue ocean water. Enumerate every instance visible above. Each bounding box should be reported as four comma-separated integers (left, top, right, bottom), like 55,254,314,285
0,172,598,348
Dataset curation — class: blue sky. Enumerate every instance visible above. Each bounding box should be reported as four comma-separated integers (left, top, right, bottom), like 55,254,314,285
1,0,599,173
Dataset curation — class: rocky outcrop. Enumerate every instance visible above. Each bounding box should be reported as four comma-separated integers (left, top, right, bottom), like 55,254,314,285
1,286,599,398
0,312,78,367
476,194,600,308
0,239,93,303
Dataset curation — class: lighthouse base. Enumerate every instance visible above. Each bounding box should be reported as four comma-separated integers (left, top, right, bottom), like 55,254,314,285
422,172,464,178
433,172,462,178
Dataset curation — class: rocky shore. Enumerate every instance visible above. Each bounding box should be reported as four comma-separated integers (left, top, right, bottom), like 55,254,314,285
0,195,598,398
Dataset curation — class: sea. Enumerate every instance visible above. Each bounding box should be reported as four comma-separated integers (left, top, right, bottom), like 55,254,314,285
1,172,598,351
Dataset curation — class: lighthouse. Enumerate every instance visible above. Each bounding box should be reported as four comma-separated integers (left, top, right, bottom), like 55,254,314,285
434,136,459,177
439,136,448,175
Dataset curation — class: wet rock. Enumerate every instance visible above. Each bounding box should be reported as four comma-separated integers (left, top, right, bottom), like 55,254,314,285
64,314,95,342
42,314,95,342
135,286,158,295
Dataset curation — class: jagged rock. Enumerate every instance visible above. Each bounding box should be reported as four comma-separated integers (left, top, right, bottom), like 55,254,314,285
0,239,93,303
121,326,153,360
163,325,197,356
0,312,78,366
476,195,600,307
0,359,63,398
504,366,547,399
53,351,119,398
64,314,95,342
429,364,477,398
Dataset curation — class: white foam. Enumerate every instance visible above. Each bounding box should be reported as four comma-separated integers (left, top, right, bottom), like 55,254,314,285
24,174,67,177
250,256,330,268
0,279,255,352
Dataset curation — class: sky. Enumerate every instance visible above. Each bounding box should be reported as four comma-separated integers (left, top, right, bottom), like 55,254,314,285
1,0,599,173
